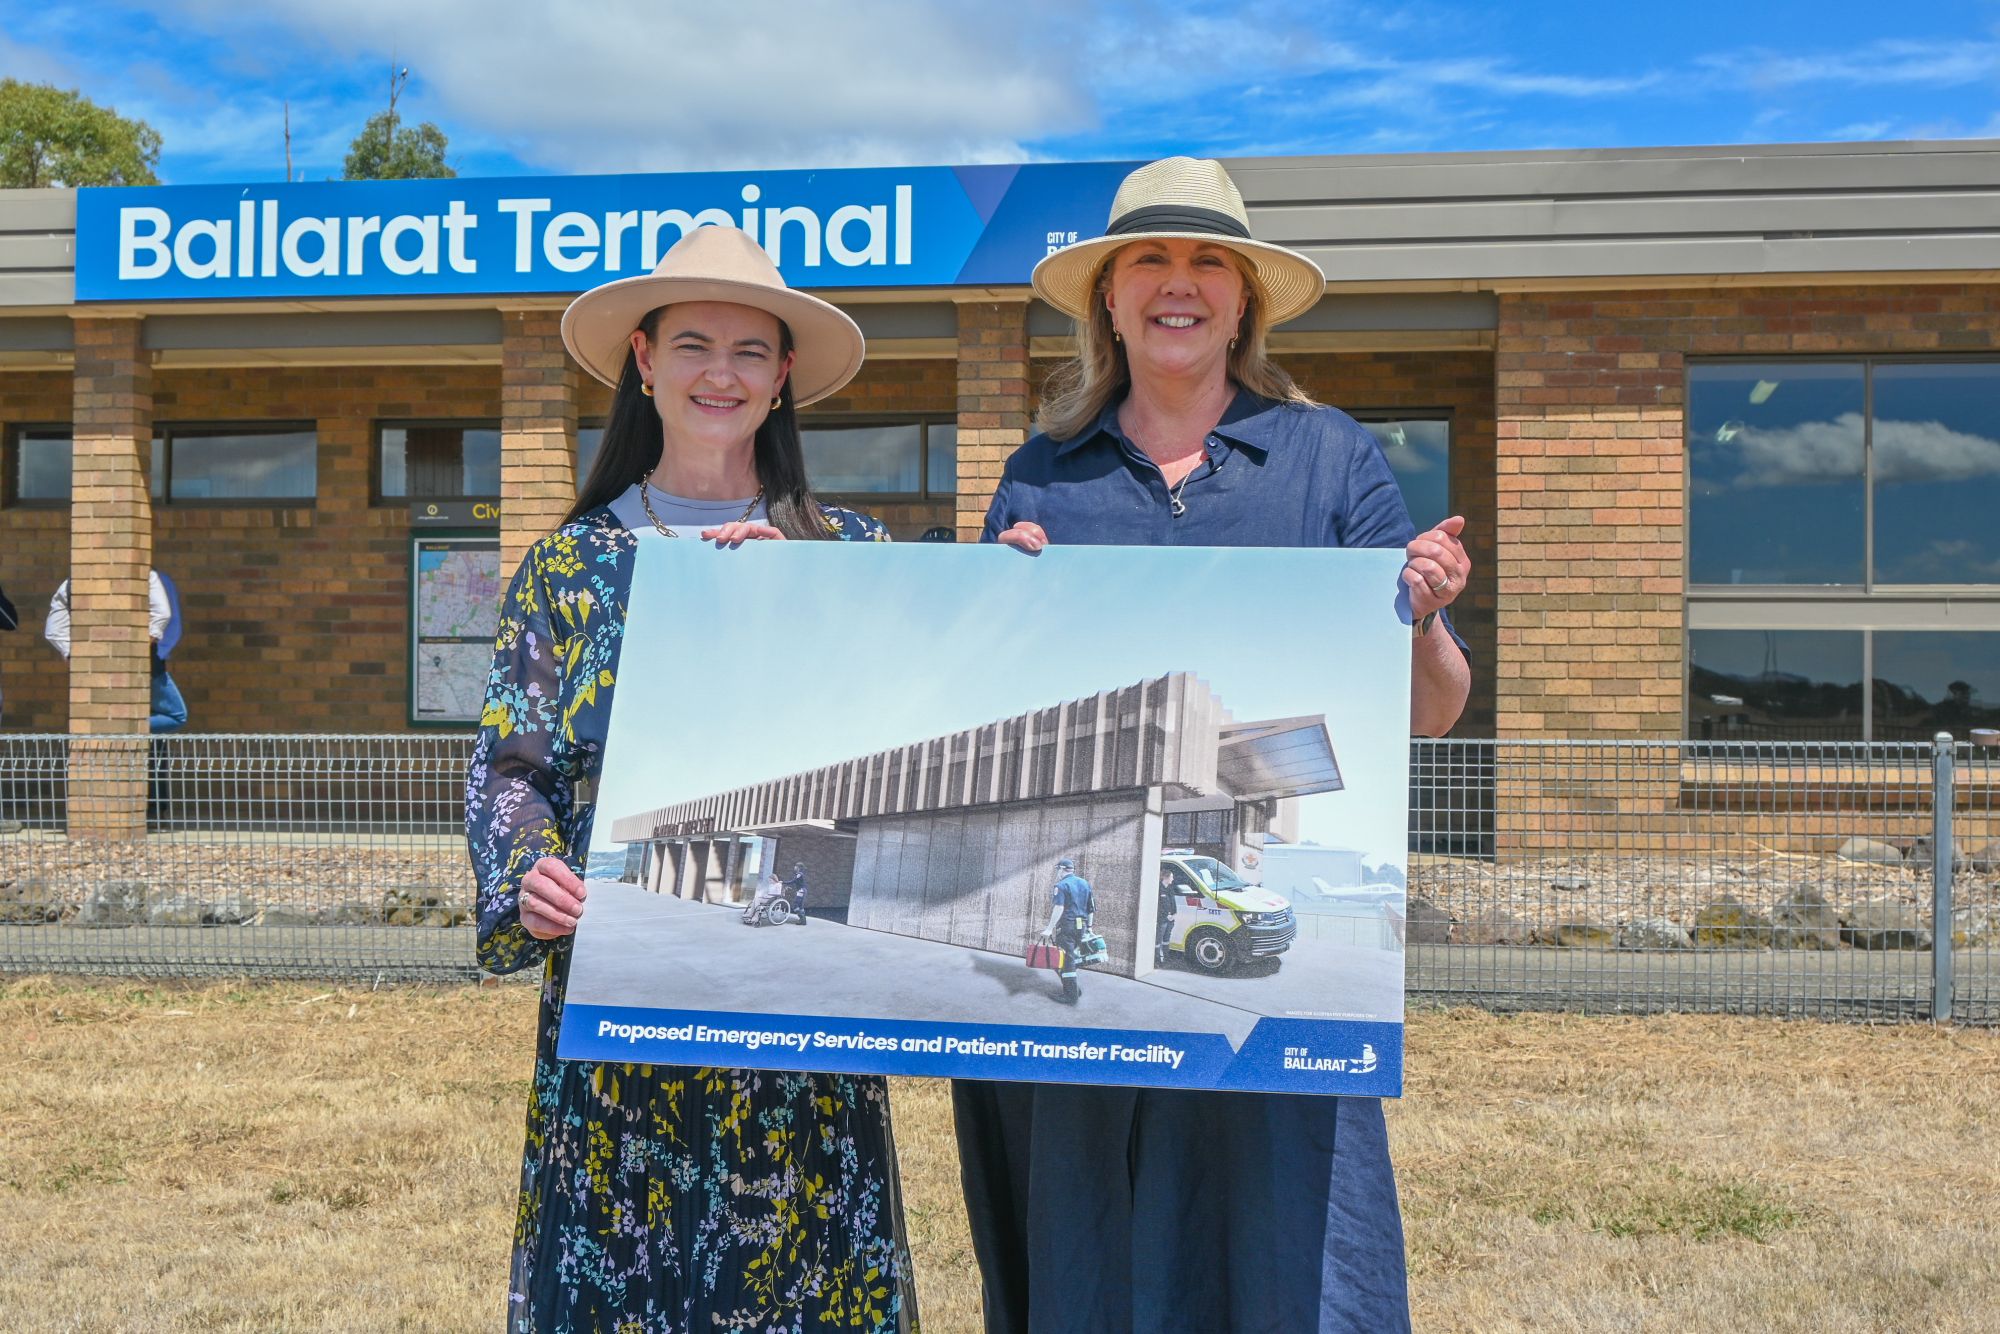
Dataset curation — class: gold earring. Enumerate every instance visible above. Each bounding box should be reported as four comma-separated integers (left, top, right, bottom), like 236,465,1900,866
1229,336,1238,349
771,395,782,410
1113,330,1122,343
640,382,654,397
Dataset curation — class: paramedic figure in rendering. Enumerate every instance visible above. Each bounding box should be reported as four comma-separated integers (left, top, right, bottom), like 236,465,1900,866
1041,856,1095,1003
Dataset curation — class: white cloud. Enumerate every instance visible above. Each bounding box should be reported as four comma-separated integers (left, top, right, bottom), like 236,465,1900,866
1726,412,2000,488
151,0,1098,172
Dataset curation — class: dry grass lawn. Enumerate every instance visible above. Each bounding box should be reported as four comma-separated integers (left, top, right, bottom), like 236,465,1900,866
0,977,1993,1332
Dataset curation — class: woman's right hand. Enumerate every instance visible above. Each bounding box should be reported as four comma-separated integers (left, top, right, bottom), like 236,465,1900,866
520,856,588,940
996,521,1049,554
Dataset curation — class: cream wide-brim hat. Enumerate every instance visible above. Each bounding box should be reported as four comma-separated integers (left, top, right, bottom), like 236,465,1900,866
1031,156,1326,328
560,224,865,406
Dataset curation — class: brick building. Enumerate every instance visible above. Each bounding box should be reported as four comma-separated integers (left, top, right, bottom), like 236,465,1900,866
2,140,1996,750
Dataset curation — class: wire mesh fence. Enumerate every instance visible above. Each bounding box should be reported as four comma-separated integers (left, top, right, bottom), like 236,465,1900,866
0,732,1991,1022
0,734,476,981
1406,736,1996,1024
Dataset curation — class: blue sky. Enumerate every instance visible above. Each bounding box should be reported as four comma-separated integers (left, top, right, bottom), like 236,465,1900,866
587,540,1414,866
3,1,1996,184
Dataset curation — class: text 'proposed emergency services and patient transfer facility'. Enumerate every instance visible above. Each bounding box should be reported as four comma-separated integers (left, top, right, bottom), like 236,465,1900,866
609,672,1343,978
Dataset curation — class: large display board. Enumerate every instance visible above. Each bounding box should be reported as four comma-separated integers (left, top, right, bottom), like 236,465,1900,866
409,535,502,726
560,541,1415,1097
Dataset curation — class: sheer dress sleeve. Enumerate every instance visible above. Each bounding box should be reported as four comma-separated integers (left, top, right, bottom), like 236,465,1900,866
464,540,576,975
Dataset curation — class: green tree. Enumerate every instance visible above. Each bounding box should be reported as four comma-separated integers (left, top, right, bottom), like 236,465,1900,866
342,110,455,180
0,80,162,188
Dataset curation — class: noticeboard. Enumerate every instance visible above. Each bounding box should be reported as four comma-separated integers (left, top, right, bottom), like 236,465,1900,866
408,534,503,727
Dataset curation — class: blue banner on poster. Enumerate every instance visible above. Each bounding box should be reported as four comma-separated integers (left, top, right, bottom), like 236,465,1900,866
560,1005,1404,1098
72,162,1136,301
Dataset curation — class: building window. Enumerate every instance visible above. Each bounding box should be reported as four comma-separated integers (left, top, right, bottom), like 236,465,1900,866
1687,357,2000,740
377,422,500,500
800,418,957,496
1355,415,1449,529
4,425,72,504
577,422,605,484
1689,628,2000,742
152,423,317,502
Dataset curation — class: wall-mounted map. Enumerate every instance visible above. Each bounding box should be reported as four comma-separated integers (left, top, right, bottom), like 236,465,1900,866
411,536,502,725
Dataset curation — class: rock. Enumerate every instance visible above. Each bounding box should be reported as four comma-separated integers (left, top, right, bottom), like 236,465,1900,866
1842,901,1932,951
1963,841,2000,874
257,905,319,926
1771,887,1842,950
1405,896,1453,945
1537,921,1615,947
327,902,380,926
1617,917,1692,950
1550,873,1590,893
1953,907,2000,948
0,875,58,925
76,880,149,928
1693,897,1772,948
1836,837,1904,867
1453,912,1530,946
147,896,208,927
0,819,23,835
207,893,260,926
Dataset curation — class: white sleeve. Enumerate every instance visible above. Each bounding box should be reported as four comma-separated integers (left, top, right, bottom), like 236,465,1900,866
45,583,69,660
148,571,170,641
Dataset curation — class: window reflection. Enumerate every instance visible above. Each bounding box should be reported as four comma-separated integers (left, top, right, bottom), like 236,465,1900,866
801,423,923,494
1688,630,1863,740
927,423,957,495
1359,418,1449,529
153,426,317,501
577,425,606,484
1870,363,2000,585
378,424,500,499
1872,632,2000,740
1688,363,1865,585
10,428,71,502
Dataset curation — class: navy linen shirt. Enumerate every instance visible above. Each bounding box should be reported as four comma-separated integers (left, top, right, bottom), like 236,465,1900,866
955,387,1435,1334
986,389,1421,553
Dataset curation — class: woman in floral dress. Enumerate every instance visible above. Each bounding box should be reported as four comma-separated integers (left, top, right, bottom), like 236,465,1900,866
465,226,913,1333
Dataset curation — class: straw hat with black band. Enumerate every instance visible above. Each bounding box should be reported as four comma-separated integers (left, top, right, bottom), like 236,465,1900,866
1031,156,1326,328
560,224,865,406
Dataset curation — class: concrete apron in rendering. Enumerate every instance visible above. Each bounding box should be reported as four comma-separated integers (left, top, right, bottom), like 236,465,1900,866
565,882,1405,1048
610,672,1345,980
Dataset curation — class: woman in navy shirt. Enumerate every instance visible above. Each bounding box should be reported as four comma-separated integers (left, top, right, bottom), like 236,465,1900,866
957,157,1472,1333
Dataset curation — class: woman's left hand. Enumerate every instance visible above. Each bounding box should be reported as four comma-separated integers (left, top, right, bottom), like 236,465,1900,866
1403,514,1471,617
701,521,787,547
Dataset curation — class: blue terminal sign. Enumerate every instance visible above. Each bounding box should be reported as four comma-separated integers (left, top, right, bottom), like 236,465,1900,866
73,163,1137,302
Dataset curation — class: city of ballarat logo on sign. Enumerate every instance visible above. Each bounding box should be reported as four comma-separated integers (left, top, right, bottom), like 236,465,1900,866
1282,1042,1379,1074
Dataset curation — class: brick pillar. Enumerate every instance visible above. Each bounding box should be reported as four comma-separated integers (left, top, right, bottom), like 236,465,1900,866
67,316,155,839
954,300,1031,540
500,308,580,571
1493,294,1686,740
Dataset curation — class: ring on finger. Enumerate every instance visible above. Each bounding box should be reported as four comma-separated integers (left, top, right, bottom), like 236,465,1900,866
1429,575,1451,593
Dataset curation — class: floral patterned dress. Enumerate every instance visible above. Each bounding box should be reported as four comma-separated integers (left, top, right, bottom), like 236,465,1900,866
465,504,915,1333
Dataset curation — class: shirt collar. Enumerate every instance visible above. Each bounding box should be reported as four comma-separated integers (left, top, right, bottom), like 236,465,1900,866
1052,386,1285,458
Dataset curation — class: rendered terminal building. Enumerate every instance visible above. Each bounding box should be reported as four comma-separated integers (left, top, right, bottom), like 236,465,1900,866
607,673,1342,978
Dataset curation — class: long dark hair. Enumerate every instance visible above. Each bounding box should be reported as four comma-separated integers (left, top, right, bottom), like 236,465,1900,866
565,306,837,538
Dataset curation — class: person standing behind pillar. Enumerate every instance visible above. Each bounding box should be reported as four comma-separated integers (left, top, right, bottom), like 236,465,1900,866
955,157,1473,1334
44,569,187,733
0,580,16,724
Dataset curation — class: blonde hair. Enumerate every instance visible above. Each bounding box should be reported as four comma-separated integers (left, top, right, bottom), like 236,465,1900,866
1035,248,1315,442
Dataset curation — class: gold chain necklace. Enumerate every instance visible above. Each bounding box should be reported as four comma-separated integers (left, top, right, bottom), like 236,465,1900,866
637,468,765,538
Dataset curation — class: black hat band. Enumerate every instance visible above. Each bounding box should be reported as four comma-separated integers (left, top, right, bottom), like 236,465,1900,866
1105,204,1252,240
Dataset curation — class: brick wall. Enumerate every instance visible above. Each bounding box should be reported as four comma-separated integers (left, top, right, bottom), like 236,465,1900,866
1494,283,2000,738
954,303,1031,539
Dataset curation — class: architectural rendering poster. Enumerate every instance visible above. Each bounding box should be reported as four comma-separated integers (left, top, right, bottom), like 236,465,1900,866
557,540,1414,1096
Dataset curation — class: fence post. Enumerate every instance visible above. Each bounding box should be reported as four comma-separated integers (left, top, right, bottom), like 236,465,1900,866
1932,732,1955,1024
